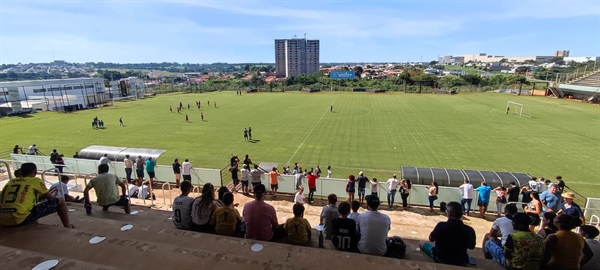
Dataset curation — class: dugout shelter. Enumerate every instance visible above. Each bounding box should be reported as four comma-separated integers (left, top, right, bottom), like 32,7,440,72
400,166,531,187
77,145,166,162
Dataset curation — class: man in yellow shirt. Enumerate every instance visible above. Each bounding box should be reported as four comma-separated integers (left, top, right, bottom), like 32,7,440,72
0,163,72,228
210,192,242,236
268,167,280,198
284,203,312,245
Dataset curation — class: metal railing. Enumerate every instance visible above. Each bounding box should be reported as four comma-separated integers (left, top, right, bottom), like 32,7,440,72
161,182,172,206
0,160,13,179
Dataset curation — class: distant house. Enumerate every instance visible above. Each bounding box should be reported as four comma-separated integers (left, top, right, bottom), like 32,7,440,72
481,72,494,78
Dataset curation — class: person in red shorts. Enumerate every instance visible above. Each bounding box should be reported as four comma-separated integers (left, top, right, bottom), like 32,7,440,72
306,172,318,204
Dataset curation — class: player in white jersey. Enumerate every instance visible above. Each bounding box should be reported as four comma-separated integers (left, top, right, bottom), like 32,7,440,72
172,181,195,230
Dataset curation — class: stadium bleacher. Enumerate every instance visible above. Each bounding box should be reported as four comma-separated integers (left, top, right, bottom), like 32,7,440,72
571,70,600,88
0,201,504,270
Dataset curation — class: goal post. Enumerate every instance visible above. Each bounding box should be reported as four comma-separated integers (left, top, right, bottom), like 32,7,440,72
506,101,531,118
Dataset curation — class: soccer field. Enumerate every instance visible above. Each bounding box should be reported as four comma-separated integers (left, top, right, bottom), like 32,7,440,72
1,91,598,198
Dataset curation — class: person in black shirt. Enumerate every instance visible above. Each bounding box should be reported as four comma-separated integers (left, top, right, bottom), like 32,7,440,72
13,145,22,154
230,155,239,166
356,172,369,204
229,164,239,193
172,159,182,188
555,176,565,195
243,128,248,141
420,201,476,266
331,202,357,251
248,127,252,140
507,181,520,203
520,185,532,210
243,155,252,169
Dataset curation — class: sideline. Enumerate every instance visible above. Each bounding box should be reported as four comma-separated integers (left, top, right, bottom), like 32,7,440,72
286,96,339,164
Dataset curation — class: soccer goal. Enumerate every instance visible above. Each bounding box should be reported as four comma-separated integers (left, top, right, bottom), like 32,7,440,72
506,101,531,118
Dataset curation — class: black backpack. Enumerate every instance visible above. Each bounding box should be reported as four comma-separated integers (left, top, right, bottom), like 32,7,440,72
386,236,407,259
440,202,447,212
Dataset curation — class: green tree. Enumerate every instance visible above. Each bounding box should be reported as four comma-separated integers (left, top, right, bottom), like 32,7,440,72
439,75,466,88
515,66,530,74
354,66,364,78
499,58,508,64
509,75,529,96
429,60,439,66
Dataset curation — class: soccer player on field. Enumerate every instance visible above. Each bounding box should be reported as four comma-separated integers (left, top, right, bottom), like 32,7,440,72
185,114,189,122
201,113,204,121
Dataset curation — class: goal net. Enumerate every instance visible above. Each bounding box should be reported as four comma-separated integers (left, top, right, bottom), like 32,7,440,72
506,101,531,118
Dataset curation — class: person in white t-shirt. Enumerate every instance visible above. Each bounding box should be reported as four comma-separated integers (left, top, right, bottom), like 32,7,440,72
529,177,539,192
240,164,250,195
49,175,81,202
386,175,399,208
127,183,140,198
458,179,474,216
99,154,110,165
370,178,379,197
181,159,192,182
172,181,195,230
139,181,155,200
357,195,391,256
294,186,305,204
28,144,37,155
326,166,332,178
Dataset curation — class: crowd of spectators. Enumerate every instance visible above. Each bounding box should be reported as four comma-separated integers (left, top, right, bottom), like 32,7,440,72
2,154,598,269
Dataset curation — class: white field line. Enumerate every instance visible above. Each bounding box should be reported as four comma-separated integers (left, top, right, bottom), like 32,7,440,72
286,96,339,164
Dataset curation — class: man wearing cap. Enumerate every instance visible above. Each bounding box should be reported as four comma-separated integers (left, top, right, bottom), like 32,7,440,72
420,201,476,266
242,184,283,241
540,184,560,213
482,204,518,258
357,195,391,256
484,213,545,269
557,192,585,224
356,172,369,205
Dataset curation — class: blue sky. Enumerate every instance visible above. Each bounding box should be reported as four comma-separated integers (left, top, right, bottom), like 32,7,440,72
1,0,599,63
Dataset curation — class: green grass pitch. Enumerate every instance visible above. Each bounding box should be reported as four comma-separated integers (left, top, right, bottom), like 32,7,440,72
1,91,598,198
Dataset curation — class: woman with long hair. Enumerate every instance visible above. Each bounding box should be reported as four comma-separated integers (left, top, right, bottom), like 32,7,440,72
524,191,542,232
542,214,593,269
399,178,411,210
538,212,558,238
192,183,218,232
493,186,507,217
428,181,438,212
346,175,356,202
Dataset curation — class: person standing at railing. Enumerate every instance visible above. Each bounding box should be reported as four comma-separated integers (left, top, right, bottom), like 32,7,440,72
557,192,585,225
268,167,280,198
346,175,357,203
540,184,561,214
386,175,399,208
428,181,439,212
493,186,508,218
135,156,145,183
243,154,252,168
145,157,156,186
172,159,181,188
476,182,492,218
306,171,318,204
555,176,565,197
240,164,250,195
230,164,240,193
55,154,66,174
356,172,368,205
399,178,411,210
27,144,36,155
182,159,193,182
123,155,133,183
524,192,542,232
294,167,304,189
99,154,110,165
13,145,22,154
250,165,263,191
458,179,474,216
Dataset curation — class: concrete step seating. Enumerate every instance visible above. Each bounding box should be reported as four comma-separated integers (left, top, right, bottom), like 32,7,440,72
1,202,504,270
572,71,600,88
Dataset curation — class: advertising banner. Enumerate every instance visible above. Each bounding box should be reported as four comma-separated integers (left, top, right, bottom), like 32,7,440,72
7,87,21,112
137,79,144,95
110,81,120,97
330,70,355,80
130,78,137,97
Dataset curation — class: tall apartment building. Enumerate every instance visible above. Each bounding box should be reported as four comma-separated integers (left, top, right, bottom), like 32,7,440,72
555,50,570,57
275,38,320,78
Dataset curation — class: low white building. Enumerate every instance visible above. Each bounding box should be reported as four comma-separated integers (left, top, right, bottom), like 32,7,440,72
563,56,600,63
0,78,106,112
